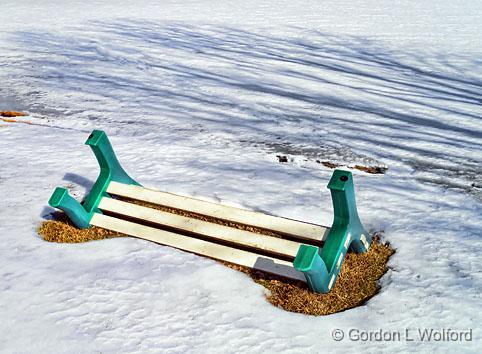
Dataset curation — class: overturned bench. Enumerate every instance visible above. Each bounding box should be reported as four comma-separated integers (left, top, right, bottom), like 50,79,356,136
48,130,371,293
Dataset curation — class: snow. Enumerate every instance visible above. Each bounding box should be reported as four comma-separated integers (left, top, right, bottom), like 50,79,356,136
0,1,481,353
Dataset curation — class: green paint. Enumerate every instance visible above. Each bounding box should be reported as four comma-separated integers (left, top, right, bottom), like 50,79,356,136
48,130,139,229
293,169,371,293
48,131,369,294
48,187,92,229
293,244,330,293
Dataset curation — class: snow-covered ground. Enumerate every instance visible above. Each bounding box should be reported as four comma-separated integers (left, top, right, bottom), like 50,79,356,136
1,1,481,353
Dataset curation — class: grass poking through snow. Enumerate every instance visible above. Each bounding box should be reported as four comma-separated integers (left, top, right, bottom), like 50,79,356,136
38,207,393,316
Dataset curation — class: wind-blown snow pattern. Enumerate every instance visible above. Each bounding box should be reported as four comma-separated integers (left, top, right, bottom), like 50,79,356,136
0,1,481,353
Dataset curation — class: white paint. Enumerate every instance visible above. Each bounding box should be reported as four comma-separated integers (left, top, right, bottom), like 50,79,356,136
328,274,336,290
108,181,328,242
91,213,306,282
360,234,370,250
98,197,302,258
344,235,351,249
336,252,344,269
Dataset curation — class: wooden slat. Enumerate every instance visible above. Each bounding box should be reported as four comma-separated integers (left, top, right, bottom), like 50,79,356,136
107,181,328,242
91,213,306,282
98,197,302,258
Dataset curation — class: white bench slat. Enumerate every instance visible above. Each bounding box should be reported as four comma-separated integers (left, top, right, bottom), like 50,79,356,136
107,181,328,242
90,213,306,282
98,197,302,258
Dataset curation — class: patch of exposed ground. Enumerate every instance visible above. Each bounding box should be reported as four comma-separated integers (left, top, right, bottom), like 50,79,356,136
39,204,393,316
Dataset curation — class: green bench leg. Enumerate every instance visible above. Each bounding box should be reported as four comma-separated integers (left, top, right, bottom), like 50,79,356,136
49,187,92,228
48,130,140,229
293,244,330,292
293,169,371,293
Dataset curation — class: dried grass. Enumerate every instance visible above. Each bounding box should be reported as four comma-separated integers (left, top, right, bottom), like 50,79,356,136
0,111,32,125
0,111,27,117
352,165,388,175
248,237,394,315
38,204,394,316
38,212,122,243
320,160,387,174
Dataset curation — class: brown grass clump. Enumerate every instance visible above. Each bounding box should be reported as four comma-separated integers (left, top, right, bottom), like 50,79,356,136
320,160,387,175
352,165,388,175
321,161,342,169
1,117,33,125
38,212,123,243
0,111,27,117
250,237,394,315
39,206,394,316
0,111,32,125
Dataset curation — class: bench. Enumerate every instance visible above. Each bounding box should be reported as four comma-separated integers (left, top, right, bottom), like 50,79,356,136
48,130,371,293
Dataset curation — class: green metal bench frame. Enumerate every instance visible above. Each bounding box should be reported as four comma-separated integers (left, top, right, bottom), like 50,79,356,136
48,130,371,293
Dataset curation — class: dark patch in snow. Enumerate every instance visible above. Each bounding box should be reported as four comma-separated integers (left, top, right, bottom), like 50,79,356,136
276,155,288,163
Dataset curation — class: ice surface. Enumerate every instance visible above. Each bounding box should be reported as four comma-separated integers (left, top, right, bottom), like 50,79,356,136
0,1,481,353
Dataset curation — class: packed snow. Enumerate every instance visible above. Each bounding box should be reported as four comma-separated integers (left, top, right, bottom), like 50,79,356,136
0,1,481,353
